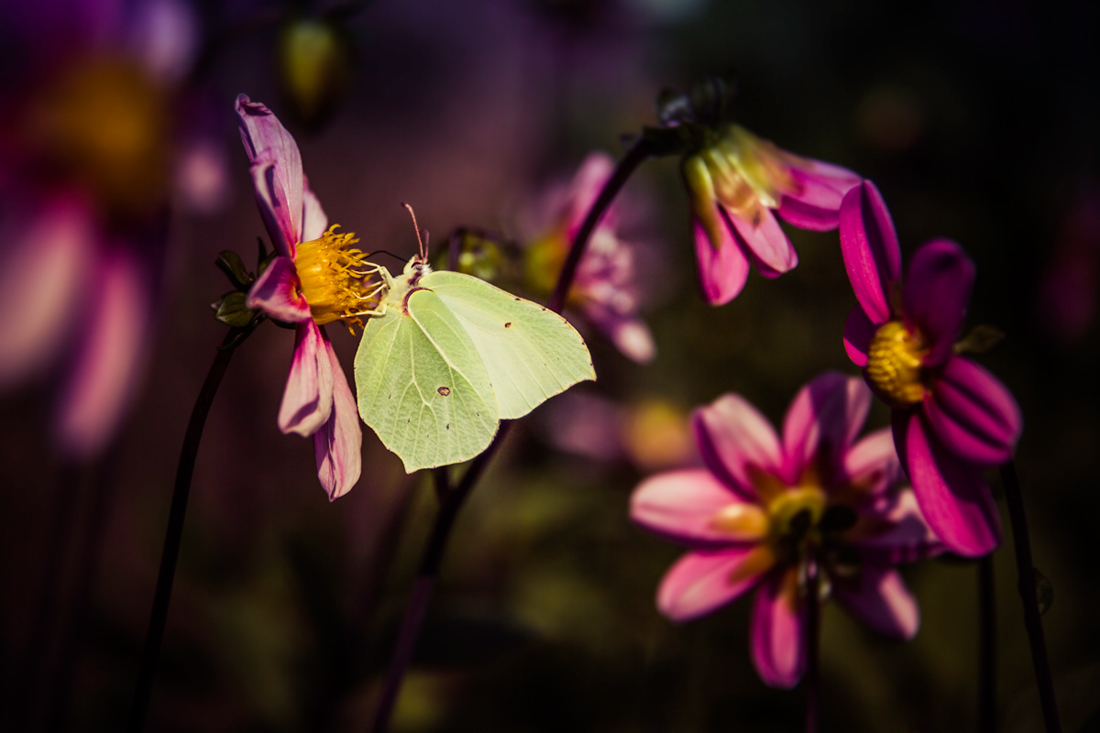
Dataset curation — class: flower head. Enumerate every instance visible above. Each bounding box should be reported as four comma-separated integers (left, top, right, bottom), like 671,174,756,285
840,180,1023,556
236,94,379,499
682,124,861,305
631,373,941,688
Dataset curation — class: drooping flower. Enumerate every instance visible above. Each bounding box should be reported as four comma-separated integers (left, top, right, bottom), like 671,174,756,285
839,180,1022,556
682,124,861,305
631,373,941,688
237,94,382,500
523,152,656,363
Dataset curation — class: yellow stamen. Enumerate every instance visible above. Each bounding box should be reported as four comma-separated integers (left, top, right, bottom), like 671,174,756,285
866,320,927,408
767,485,827,542
295,225,385,331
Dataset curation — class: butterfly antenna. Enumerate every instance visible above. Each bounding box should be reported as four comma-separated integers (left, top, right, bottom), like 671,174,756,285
401,202,427,261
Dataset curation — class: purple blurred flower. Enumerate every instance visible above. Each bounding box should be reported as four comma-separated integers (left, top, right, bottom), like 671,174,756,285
237,94,381,500
631,373,941,688
524,152,656,363
682,124,861,305
840,180,1022,557
0,0,225,458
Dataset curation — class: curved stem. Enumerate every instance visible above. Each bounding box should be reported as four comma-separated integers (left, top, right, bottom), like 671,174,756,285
978,555,996,733
804,559,820,733
370,140,652,733
126,327,248,733
1000,460,1060,733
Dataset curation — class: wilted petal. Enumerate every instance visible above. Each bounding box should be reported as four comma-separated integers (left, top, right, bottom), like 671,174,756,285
903,240,974,366
56,248,148,459
301,175,328,243
314,334,361,500
833,566,919,640
924,356,1022,465
725,206,798,278
278,320,334,437
693,393,784,499
247,256,311,323
844,306,876,367
782,372,871,478
657,546,774,621
750,567,805,689
632,469,756,545
778,160,862,231
694,219,750,305
236,94,304,257
894,410,1001,557
839,181,901,324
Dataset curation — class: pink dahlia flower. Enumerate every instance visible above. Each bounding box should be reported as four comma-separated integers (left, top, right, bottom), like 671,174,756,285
682,124,861,305
839,180,1022,557
237,94,380,500
631,373,941,688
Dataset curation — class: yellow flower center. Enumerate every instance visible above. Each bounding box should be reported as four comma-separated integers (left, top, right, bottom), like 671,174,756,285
866,320,927,408
295,225,384,330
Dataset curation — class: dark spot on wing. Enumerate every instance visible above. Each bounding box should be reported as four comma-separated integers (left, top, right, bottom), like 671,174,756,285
540,307,546,311
445,424,450,430
504,322,512,328
438,386,451,396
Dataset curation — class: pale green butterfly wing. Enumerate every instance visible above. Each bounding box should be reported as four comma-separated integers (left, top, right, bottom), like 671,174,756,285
355,284,499,473
424,270,596,419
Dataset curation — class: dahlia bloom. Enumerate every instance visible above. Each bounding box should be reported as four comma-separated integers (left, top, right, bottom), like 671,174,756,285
682,124,861,305
237,94,379,500
839,180,1022,556
631,373,941,688
524,152,656,363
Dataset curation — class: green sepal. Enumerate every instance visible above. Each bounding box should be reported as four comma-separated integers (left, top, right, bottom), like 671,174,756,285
212,291,258,328
216,250,254,291
953,325,1006,355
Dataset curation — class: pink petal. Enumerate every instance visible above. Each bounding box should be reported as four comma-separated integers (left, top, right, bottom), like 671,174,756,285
833,566,919,640
725,206,798,278
853,489,944,564
246,256,311,323
750,567,805,689
0,197,94,387
236,94,304,258
301,175,329,243
564,152,615,237
313,332,361,500
777,160,862,231
126,0,198,83
782,373,871,480
608,318,656,364
278,321,334,437
839,181,901,324
844,306,876,367
894,410,1001,557
657,547,774,621
902,239,974,366
841,428,903,498
55,248,148,459
924,356,1022,465
694,219,750,306
693,393,785,499
631,469,755,545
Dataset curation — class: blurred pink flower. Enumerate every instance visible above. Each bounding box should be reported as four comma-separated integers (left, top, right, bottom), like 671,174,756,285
682,124,860,305
840,180,1022,557
0,0,223,458
237,94,381,500
631,373,941,688
524,152,656,363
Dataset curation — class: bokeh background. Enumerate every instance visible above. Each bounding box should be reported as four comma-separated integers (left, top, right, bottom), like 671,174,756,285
2,0,1099,730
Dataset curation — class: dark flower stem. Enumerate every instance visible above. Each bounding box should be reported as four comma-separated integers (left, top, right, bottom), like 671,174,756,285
126,326,253,733
805,559,820,733
370,138,652,733
1000,460,1061,733
978,555,996,733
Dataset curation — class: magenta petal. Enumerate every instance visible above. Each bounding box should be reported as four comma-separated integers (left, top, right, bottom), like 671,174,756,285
854,489,944,564
725,206,798,278
782,373,871,479
841,429,903,498
833,566,919,640
313,333,361,500
278,321,334,437
903,240,974,365
924,357,1022,465
844,306,876,367
693,393,784,499
750,568,805,689
777,160,862,231
657,548,770,621
56,248,148,459
895,410,1001,557
247,256,311,322
564,152,614,236
631,469,751,545
839,181,901,324
694,219,750,305
236,94,304,257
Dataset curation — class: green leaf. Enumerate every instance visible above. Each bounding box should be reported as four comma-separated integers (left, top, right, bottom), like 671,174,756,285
355,259,595,473
216,250,253,291
953,324,1006,355
212,291,257,328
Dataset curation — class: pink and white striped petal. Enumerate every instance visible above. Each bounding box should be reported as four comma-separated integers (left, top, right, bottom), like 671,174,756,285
631,469,759,546
236,94,304,257
750,567,805,689
278,320,334,437
313,332,362,500
657,546,774,621
693,393,785,499
247,256,312,323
